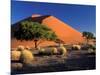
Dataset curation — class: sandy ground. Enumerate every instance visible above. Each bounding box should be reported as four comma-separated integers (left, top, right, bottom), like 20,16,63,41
11,50,95,74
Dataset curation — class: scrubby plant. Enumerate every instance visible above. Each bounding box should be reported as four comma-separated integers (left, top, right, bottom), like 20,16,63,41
88,48,94,53
17,45,24,51
20,49,34,65
51,47,58,54
89,44,96,50
81,44,96,51
39,48,52,55
72,45,81,50
38,48,45,55
59,46,67,56
38,47,58,55
11,50,21,61
11,63,23,70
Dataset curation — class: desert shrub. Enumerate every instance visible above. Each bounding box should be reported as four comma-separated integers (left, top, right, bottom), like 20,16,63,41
38,48,45,55
59,46,67,56
51,47,58,54
17,45,24,51
11,51,21,61
11,63,23,70
88,45,96,53
89,45,96,50
72,45,81,50
20,49,34,65
88,48,94,53
81,44,96,50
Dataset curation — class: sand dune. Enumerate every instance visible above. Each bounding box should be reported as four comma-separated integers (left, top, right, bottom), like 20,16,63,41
11,15,84,48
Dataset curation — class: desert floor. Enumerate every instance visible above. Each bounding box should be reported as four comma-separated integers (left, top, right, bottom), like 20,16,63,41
11,49,95,75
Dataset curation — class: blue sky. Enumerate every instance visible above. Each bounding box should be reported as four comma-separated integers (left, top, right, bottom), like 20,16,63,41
11,0,96,35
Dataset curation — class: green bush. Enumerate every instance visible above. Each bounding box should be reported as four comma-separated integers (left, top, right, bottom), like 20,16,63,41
89,45,96,50
38,48,45,55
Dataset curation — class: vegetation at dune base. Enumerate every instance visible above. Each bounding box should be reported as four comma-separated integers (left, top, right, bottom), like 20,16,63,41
20,49,34,65
82,31,96,52
13,21,58,49
11,45,35,65
82,31,96,44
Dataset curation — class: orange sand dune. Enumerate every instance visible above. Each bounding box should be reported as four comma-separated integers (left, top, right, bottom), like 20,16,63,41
42,16,84,44
11,15,84,48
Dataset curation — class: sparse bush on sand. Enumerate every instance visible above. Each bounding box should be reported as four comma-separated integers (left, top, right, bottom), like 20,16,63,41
72,45,81,50
39,47,58,55
81,44,96,51
17,45,25,51
88,45,96,53
20,49,34,64
51,47,58,54
38,48,45,55
11,63,23,70
59,46,67,56
11,50,21,61
39,48,45,52
89,44,96,50
39,48,52,55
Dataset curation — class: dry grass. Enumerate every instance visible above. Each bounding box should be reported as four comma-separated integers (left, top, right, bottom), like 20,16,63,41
11,50,21,61
20,49,34,64
72,45,81,50
51,47,58,54
59,46,67,56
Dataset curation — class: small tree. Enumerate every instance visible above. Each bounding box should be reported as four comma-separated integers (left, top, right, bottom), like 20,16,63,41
82,31,94,44
13,21,58,49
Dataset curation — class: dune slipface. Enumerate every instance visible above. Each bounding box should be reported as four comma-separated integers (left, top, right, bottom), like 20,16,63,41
11,15,84,48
